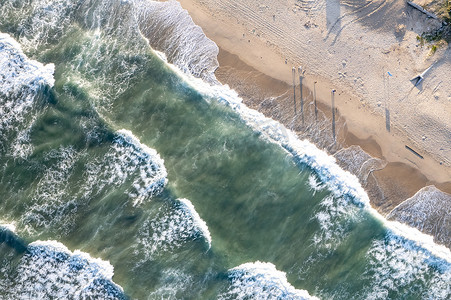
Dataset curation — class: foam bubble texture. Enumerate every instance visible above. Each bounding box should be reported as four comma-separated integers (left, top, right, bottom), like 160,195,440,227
364,233,451,299
108,129,167,205
135,198,211,261
23,146,79,234
80,129,167,205
307,174,326,195
219,261,319,300
179,198,211,248
0,33,54,151
0,33,55,95
136,0,219,83
1,0,80,52
18,129,166,234
4,240,125,299
10,122,35,158
312,194,360,252
160,57,451,262
0,222,16,233
388,186,451,247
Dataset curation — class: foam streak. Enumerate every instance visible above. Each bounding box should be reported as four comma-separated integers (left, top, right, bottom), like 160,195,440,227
157,40,451,263
220,261,319,300
4,240,125,299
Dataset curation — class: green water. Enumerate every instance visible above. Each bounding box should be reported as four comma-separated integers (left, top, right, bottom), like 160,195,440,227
1,0,451,299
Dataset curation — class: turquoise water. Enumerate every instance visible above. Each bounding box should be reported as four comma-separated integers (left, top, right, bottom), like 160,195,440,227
1,0,451,299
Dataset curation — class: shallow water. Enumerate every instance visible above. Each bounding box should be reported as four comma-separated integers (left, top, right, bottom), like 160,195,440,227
1,0,451,299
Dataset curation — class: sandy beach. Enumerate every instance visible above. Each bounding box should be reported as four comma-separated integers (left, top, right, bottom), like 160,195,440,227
174,0,451,243
3,0,451,296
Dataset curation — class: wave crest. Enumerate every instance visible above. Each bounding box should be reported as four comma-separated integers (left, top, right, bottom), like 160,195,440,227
0,33,54,154
4,240,125,299
220,261,319,300
135,198,211,262
159,53,451,263
112,129,167,205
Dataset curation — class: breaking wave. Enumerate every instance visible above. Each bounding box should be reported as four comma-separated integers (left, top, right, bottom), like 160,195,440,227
0,0,218,80
178,198,212,248
2,0,451,298
106,129,167,206
364,232,451,299
81,129,167,206
307,173,326,194
135,198,211,261
1,0,81,52
19,129,167,235
219,261,319,300
0,32,54,154
311,194,361,252
0,222,16,234
152,21,451,298
76,0,451,266
0,33,54,96
3,240,125,299
158,50,451,263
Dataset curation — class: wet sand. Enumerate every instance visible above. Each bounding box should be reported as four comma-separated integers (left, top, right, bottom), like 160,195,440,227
176,0,451,206
174,0,451,248
215,47,450,214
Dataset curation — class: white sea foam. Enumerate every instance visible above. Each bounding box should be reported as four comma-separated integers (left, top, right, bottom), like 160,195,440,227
0,222,16,233
10,123,35,159
0,33,54,152
2,0,450,295
311,194,360,251
68,29,148,109
333,145,386,184
364,233,451,299
307,174,326,194
147,268,195,299
157,50,451,263
135,0,219,83
219,261,319,300
80,129,167,205
388,186,451,247
135,198,211,261
179,198,212,248
0,33,55,93
4,240,124,299
107,129,167,206
23,146,79,234
0,0,80,52
18,127,167,235
161,48,451,298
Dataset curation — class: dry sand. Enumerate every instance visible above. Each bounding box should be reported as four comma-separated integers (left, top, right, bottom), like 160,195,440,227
168,0,451,246
216,46,451,215
176,0,450,195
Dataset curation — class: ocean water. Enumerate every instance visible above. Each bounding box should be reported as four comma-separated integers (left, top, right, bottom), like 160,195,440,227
1,0,451,299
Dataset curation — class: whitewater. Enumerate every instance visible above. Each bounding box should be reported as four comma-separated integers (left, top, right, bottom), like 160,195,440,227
0,0,451,299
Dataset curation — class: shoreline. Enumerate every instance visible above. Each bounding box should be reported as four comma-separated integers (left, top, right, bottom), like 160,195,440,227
176,0,450,189
215,47,451,212
175,0,451,245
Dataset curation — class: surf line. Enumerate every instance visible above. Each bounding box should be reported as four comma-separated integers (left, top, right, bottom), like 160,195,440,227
148,46,451,264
